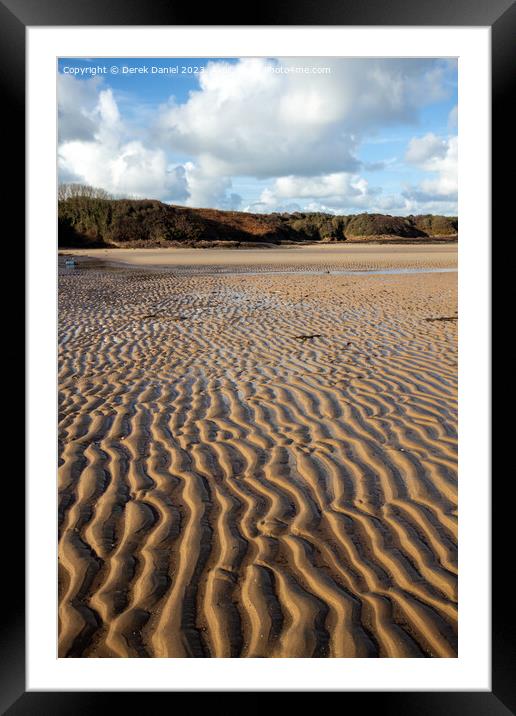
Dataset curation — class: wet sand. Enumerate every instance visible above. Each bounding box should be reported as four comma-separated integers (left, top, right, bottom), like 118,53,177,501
58,246,458,658
61,243,457,273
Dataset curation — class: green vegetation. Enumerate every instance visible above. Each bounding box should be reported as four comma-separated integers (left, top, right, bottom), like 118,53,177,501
410,214,458,236
284,213,349,241
58,198,208,246
345,213,423,238
58,185,458,248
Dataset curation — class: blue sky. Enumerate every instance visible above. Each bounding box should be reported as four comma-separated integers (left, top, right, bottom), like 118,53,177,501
57,57,458,215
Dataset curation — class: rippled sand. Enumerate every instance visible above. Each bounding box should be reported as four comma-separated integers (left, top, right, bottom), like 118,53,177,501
58,249,458,658
62,242,457,274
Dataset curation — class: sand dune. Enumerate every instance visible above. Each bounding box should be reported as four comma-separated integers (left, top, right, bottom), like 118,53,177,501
58,248,457,658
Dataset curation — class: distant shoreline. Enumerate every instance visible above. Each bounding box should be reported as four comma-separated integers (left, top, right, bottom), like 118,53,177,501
59,242,457,275
58,195,458,249
59,235,458,252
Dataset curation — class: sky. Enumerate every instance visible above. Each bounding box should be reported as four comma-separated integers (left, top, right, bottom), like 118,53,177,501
57,57,458,216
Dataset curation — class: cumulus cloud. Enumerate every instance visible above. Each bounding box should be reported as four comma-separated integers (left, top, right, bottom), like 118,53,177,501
58,74,102,142
58,80,188,202
58,59,457,214
255,172,381,212
184,158,242,209
249,171,432,215
404,133,457,201
156,59,357,179
405,133,448,164
155,57,452,182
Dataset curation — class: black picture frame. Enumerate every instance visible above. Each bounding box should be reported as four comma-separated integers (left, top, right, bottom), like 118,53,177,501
6,0,509,710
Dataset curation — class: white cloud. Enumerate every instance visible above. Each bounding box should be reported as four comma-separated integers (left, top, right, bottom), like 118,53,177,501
405,133,448,164
251,164,458,216
156,58,451,181
184,158,241,209
58,82,188,202
58,74,102,142
404,133,457,201
256,172,381,212
273,173,370,199
57,60,457,214
156,60,358,180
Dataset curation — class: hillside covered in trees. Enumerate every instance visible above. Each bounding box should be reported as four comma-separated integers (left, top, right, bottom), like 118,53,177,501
58,185,458,248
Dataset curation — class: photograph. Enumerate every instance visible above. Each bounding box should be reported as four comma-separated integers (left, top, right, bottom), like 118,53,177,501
57,56,458,659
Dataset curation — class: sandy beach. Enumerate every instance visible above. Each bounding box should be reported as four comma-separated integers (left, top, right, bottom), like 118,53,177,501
61,242,457,273
58,245,458,658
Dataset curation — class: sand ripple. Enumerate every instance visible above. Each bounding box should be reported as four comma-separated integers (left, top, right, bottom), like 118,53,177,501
58,265,457,658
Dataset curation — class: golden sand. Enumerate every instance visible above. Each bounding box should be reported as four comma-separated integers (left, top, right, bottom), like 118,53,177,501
62,242,457,272
58,246,457,657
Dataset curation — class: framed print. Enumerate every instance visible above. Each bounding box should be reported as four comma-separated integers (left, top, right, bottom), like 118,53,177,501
5,0,511,710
